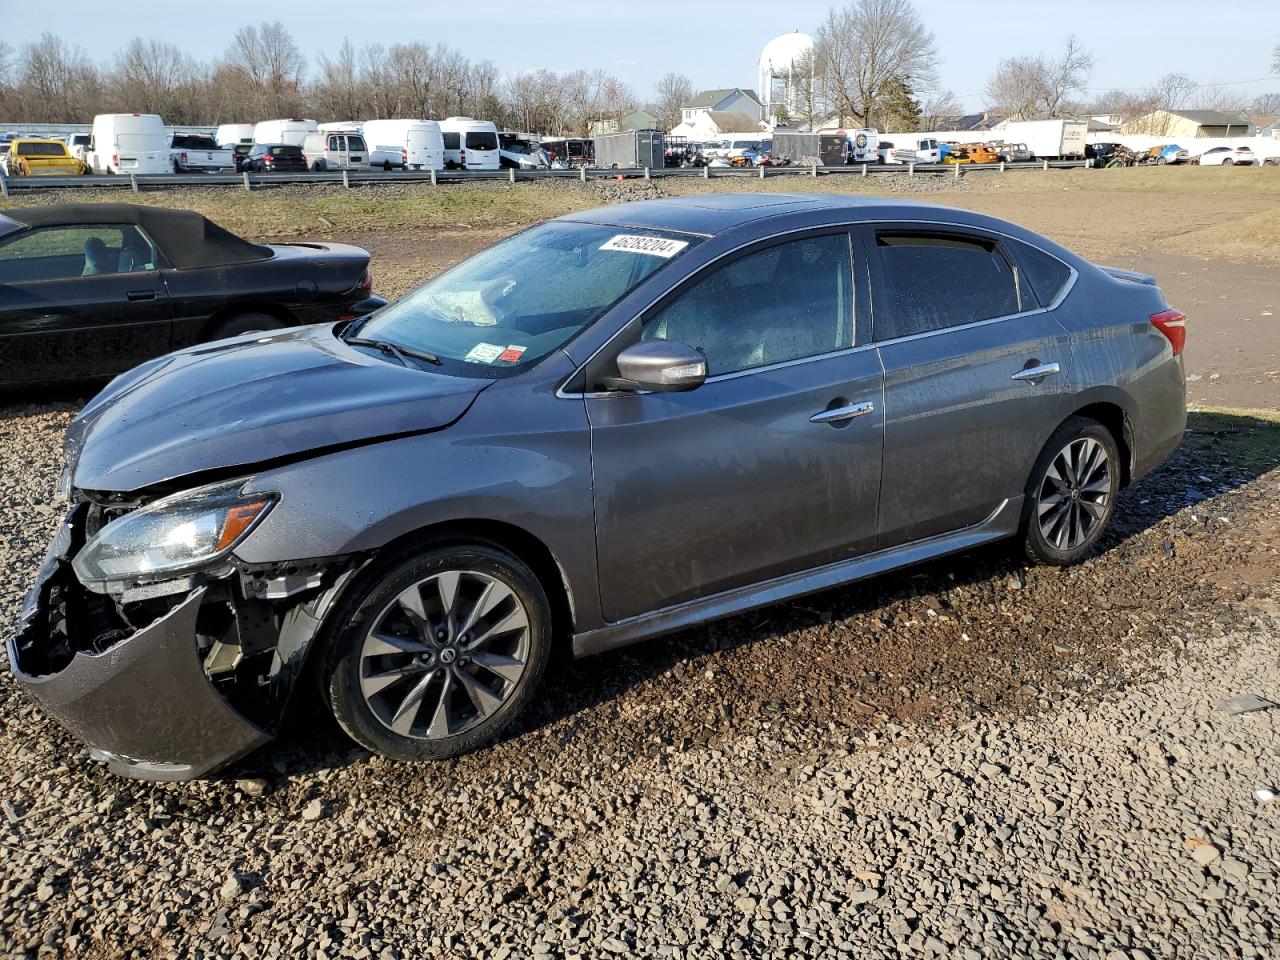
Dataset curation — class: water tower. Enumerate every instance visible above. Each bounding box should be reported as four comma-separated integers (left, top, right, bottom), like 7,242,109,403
758,32,816,126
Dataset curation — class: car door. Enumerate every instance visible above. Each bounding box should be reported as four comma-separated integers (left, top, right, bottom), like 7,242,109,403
585,230,884,622
0,224,171,385
862,224,1076,547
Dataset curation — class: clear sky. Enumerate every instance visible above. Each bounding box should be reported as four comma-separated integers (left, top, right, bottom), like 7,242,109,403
14,0,1280,112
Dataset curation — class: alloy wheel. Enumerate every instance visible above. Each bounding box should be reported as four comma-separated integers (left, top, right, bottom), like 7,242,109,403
1036,437,1112,552
358,570,530,740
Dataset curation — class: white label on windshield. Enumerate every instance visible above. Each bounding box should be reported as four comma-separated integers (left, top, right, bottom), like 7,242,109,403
600,234,689,258
464,342,505,363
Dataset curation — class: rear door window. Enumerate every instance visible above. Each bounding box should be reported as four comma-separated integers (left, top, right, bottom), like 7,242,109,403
871,232,1022,340
443,132,460,150
1011,241,1073,308
466,131,498,150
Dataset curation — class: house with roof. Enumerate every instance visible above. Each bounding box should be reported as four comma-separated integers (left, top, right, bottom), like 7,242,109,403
667,88,763,138
587,109,660,138
1121,110,1255,138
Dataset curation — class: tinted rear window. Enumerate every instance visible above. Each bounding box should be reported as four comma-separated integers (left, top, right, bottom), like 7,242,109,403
173,135,218,149
271,146,302,157
1013,241,1073,307
347,135,366,151
465,131,498,150
442,132,460,149
873,233,1021,339
16,142,67,157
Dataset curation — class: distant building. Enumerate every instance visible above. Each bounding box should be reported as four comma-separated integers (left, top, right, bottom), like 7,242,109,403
668,88,763,138
1253,115,1280,138
932,113,1007,132
1121,110,1255,138
622,109,658,132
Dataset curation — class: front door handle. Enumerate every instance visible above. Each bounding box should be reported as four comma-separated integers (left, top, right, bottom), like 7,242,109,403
127,290,158,302
810,400,875,425
1011,361,1061,382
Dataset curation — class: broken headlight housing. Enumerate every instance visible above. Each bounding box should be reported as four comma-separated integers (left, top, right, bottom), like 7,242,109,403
73,480,277,587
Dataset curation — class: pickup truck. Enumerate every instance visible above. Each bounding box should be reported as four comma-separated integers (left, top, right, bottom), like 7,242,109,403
169,133,235,173
2,139,87,176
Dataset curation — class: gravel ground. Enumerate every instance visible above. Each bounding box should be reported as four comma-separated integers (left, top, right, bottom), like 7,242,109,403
1,399,1278,958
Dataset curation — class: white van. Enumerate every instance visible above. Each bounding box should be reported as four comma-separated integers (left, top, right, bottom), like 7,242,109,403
880,135,941,164
86,114,170,175
252,119,318,147
439,118,500,170
844,128,880,164
214,123,255,147
301,130,371,171
362,119,444,171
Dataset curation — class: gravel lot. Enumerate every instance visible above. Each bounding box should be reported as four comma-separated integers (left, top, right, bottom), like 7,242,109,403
1,396,1278,958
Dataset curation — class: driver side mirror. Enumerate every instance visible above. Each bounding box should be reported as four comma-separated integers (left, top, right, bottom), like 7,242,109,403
606,340,707,393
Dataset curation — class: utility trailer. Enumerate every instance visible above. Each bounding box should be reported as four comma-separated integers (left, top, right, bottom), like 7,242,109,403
771,132,849,167
999,119,1087,160
593,130,664,169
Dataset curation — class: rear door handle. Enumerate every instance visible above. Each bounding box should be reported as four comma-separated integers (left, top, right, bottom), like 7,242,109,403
810,400,875,425
127,290,157,302
1011,361,1061,382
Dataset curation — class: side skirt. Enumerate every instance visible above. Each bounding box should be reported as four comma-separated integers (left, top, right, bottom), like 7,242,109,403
572,496,1024,658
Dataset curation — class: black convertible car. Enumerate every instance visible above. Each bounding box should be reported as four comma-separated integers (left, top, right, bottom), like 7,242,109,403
0,204,386,387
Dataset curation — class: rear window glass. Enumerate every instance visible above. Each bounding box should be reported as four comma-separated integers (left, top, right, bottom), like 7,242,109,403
1013,241,1073,307
873,233,1021,340
348,135,367,151
16,142,68,157
173,135,218,149
271,146,302,157
465,131,498,150
442,132,460,149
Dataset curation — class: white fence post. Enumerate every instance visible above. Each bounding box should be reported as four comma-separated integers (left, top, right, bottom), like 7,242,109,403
130,174,139,193
0,175,8,199
644,166,651,180
580,165,588,182
242,172,251,192
705,164,711,179
999,161,1006,173
908,162,915,177
509,167,516,183
758,165,766,179
954,163,961,180
861,163,868,177
811,163,818,178
343,169,350,189
1043,159,1050,171
430,168,437,186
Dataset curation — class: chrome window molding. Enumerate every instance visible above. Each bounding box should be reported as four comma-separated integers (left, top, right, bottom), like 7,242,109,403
556,217,1078,399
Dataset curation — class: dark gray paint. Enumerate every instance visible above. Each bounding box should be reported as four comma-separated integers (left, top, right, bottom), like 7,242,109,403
15,194,1186,779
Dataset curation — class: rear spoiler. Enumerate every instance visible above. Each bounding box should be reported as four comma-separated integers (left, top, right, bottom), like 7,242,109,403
1100,266,1158,286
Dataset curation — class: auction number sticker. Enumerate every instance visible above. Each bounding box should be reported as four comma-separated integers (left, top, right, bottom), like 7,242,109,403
600,234,689,258
465,342,505,363
497,345,527,364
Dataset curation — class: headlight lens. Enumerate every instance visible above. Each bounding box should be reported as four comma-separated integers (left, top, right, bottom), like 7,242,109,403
73,480,277,584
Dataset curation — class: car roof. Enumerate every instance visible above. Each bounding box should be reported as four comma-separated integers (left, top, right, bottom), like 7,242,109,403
0,204,271,268
557,193,997,238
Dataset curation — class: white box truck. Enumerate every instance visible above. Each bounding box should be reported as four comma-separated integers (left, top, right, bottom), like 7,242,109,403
214,123,256,146
439,118,500,170
86,114,170,175
1000,119,1087,160
252,119,318,147
361,119,445,171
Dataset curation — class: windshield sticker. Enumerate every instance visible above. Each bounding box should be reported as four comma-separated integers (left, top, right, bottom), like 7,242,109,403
600,234,689,258
497,345,527,364
464,342,505,364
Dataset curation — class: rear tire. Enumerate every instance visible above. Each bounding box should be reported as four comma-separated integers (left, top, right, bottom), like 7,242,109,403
1021,417,1120,567
206,312,287,341
325,543,552,760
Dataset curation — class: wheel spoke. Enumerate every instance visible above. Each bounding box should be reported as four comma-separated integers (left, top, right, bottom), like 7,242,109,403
470,650,527,684
1037,493,1066,518
435,571,462,637
425,670,453,739
364,630,430,657
465,603,529,651
457,579,514,639
395,586,433,639
361,660,430,698
389,670,439,736
455,668,504,719
1080,497,1106,521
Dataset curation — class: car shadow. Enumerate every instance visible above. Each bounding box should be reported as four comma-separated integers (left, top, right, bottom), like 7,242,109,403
228,409,1279,783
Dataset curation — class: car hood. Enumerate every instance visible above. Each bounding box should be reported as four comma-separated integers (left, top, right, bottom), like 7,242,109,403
67,325,488,492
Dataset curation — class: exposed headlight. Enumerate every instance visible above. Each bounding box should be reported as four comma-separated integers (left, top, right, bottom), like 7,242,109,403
55,463,73,503
73,480,277,585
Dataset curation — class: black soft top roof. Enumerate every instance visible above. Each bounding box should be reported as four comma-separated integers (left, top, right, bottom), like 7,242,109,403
0,204,271,269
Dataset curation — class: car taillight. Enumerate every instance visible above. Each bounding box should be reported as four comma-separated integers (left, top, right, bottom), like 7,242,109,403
401,149,408,166
1150,309,1186,357
112,154,119,167
461,149,466,165
359,268,373,291
180,152,188,163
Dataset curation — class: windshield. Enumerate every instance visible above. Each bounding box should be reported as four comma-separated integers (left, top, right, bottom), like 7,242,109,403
351,221,697,377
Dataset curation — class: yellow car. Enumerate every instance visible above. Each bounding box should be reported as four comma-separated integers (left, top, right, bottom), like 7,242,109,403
4,139,87,176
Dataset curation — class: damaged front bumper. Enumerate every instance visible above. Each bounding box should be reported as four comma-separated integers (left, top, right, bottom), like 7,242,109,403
8,506,354,782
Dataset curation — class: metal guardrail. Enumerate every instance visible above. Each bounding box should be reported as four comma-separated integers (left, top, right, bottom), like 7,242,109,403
0,159,1092,195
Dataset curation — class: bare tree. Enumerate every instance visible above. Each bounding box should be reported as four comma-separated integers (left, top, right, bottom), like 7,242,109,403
984,34,1094,119
14,33,102,122
653,72,693,132
226,21,306,117
814,0,938,129
112,39,202,120
313,39,366,121
1273,42,1279,74
919,87,962,128
1252,91,1280,115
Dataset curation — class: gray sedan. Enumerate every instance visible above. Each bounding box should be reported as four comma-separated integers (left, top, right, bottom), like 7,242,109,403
10,194,1187,780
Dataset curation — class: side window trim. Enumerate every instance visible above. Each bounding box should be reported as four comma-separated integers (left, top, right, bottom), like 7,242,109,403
867,224,1031,345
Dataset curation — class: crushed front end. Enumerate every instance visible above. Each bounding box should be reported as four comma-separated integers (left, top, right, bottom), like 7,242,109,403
9,493,356,781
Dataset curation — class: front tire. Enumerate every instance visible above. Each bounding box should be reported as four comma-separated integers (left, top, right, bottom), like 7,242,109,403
326,544,552,760
1022,417,1119,566
206,312,286,340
